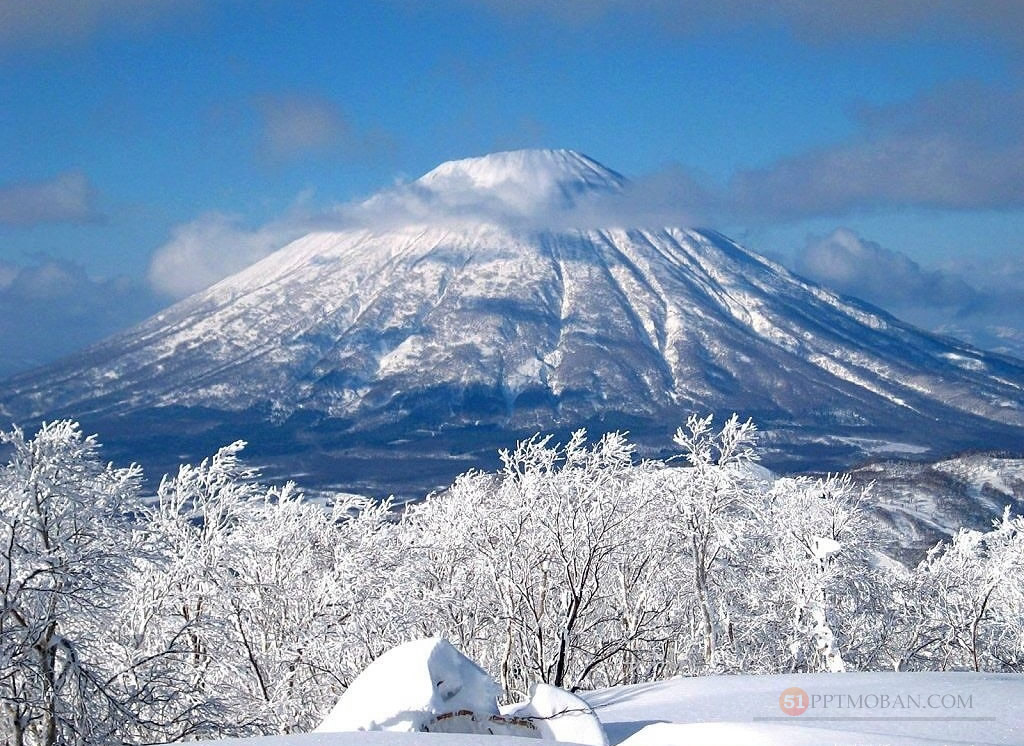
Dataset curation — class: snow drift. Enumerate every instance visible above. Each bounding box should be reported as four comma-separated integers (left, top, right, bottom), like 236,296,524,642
315,637,607,743
314,638,501,733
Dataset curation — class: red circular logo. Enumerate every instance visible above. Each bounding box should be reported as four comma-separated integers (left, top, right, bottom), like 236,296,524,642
779,686,809,716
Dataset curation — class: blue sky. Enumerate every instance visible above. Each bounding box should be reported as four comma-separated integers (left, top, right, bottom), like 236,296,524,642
2,0,1024,374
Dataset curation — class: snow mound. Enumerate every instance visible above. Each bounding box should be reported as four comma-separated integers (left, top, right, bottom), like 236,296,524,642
314,637,500,733
504,683,608,746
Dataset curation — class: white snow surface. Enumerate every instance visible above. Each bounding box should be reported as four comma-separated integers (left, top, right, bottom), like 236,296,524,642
314,637,500,733
590,672,1024,745
215,736,562,745
502,683,608,746
211,671,1023,745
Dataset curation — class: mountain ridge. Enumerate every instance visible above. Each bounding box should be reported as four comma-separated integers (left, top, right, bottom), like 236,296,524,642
2,149,1023,495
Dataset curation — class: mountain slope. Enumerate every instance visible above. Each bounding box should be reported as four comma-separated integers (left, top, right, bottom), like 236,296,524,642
853,453,1024,562
2,149,1023,495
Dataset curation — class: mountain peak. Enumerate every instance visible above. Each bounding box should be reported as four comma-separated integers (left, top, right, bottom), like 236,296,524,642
5,152,1024,497
415,149,626,210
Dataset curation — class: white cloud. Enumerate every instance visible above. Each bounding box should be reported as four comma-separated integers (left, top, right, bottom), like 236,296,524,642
617,83,1024,223
0,259,162,378
0,171,100,227
323,157,704,232
143,155,702,301
787,227,1024,359
146,211,311,298
205,91,397,167
728,132,1024,218
793,228,978,310
0,262,17,290
0,0,198,46
451,0,1024,46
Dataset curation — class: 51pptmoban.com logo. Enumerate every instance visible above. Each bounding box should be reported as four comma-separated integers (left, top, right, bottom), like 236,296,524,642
773,686,980,721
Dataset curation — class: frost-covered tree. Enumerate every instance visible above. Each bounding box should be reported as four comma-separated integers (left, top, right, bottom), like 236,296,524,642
0,421,228,745
895,509,1024,672
398,470,502,668
744,474,886,673
658,414,759,672
0,422,147,745
406,430,676,697
140,442,403,737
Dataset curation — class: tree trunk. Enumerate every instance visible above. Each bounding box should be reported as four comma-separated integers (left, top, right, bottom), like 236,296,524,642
553,628,569,689
40,632,58,746
692,535,715,666
5,702,27,746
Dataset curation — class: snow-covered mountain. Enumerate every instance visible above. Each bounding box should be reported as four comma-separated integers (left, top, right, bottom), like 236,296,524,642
853,453,1024,562
2,149,1024,495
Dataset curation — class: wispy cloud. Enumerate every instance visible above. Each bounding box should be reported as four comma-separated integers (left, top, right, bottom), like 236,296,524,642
0,258,162,378
450,0,1024,46
147,208,316,298
206,91,397,166
0,0,199,47
568,82,1024,224
793,228,978,310
254,93,352,162
0,172,101,227
287,82,1021,231
726,83,1024,220
143,93,1024,308
346,81,1024,228
8,0,1024,49
789,227,1024,359
143,153,702,299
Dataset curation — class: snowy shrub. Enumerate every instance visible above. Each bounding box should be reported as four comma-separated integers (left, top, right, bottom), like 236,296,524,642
405,430,676,697
740,474,887,673
140,443,403,737
894,509,1024,672
656,414,761,673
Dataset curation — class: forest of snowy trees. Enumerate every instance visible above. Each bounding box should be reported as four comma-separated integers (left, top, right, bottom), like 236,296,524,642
1,416,1022,744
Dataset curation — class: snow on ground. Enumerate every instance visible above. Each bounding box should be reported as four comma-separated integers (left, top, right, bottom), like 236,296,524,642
315,638,500,733
586,671,1024,745
212,734,563,745
502,684,607,745
208,670,1023,745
